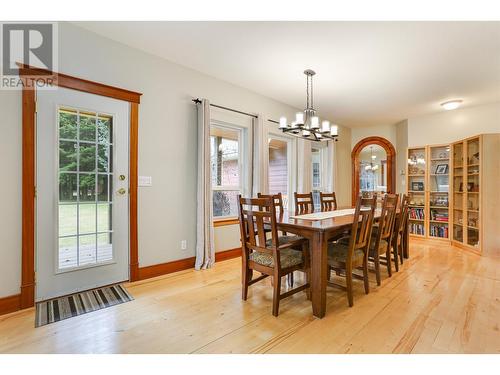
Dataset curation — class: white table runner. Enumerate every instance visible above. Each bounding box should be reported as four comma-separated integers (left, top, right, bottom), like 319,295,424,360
289,208,356,221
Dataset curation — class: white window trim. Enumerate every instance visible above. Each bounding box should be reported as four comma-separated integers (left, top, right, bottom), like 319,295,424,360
311,142,329,193
210,118,250,221
267,132,297,212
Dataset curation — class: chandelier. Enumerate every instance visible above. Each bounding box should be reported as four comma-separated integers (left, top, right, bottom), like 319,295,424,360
278,69,338,142
365,146,379,171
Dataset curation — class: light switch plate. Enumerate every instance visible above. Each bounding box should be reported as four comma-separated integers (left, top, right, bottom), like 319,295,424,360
138,176,152,187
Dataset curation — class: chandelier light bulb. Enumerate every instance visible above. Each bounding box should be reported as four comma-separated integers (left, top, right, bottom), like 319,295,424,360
295,112,304,124
321,120,330,133
303,129,310,137
279,116,287,129
330,125,338,136
310,116,319,129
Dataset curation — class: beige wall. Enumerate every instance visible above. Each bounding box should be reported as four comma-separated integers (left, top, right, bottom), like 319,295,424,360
395,120,408,193
351,124,397,149
407,102,500,146
0,22,351,297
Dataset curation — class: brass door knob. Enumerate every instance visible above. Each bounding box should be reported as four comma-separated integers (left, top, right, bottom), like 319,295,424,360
117,188,127,195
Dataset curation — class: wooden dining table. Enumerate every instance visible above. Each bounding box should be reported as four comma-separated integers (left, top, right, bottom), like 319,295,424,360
274,208,407,319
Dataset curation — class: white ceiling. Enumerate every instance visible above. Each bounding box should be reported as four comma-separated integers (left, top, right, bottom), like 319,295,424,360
76,22,500,127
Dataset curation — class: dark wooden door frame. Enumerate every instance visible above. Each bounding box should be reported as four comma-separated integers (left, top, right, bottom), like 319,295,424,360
19,64,142,308
351,136,396,205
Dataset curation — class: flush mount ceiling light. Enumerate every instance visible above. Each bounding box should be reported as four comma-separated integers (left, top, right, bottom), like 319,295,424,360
441,100,463,111
278,70,338,142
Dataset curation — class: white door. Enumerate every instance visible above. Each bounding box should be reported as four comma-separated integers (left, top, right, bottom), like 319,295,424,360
36,87,130,301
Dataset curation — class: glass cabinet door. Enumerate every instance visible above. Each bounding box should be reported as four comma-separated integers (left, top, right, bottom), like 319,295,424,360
452,142,464,243
407,148,426,236
429,145,450,239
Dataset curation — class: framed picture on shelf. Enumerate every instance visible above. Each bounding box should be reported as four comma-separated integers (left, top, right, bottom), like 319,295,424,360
411,181,424,191
435,164,448,174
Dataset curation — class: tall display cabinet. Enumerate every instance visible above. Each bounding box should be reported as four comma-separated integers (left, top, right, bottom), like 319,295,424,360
407,134,500,256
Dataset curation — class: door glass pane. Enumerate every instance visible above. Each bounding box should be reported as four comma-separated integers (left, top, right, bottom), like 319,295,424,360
79,203,96,235
59,204,77,237
59,109,78,140
59,173,78,202
79,144,96,172
97,233,113,263
59,141,78,171
59,236,78,269
98,116,113,144
79,174,96,202
79,234,97,266
58,107,114,270
98,203,112,232
79,112,96,142
97,174,109,201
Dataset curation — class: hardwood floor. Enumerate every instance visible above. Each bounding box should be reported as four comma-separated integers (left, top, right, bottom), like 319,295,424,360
0,239,499,353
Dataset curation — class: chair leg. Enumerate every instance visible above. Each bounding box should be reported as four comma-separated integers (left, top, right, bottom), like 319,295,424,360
374,256,381,286
272,272,282,317
242,268,252,301
363,259,369,294
393,240,399,272
399,241,404,265
386,248,392,277
346,267,354,307
287,272,294,287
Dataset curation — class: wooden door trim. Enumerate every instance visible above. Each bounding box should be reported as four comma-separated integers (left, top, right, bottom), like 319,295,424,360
351,136,396,205
19,66,142,308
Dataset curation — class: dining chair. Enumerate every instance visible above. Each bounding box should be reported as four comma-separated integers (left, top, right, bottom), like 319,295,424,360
369,193,399,285
294,192,315,214
258,192,294,286
391,194,410,270
326,194,377,307
238,195,310,316
320,192,338,212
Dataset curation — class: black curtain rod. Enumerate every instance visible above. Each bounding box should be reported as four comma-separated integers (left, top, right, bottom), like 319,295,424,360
192,98,257,119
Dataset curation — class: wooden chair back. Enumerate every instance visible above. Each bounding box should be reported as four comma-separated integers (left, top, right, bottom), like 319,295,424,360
377,194,399,243
396,194,410,237
238,196,279,258
320,192,337,212
294,192,315,214
257,192,285,214
348,194,377,255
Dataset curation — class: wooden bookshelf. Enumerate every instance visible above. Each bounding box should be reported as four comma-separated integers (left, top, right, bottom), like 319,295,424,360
450,134,500,255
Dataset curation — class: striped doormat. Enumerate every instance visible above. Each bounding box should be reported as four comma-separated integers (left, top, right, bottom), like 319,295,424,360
35,284,133,327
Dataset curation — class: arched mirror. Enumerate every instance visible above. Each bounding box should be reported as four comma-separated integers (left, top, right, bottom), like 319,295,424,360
352,137,396,204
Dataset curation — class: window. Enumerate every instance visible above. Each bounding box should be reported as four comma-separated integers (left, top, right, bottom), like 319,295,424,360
311,144,328,209
210,126,242,219
58,107,113,270
268,136,290,209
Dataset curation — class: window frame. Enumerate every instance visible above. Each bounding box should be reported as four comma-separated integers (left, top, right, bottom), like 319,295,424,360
210,119,248,222
267,132,296,212
311,142,329,210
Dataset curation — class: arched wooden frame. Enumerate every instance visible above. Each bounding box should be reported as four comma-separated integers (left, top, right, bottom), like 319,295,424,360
19,64,142,309
351,136,396,205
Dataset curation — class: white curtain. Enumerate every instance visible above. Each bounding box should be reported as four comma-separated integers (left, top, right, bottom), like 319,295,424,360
251,115,269,196
297,138,312,193
195,99,215,270
327,140,337,193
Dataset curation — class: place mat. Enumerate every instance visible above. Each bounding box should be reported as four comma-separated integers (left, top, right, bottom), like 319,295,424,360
289,208,356,221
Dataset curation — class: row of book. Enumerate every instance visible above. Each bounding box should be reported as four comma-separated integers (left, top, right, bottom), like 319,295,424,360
409,208,425,220
410,223,425,235
430,210,449,222
430,224,449,238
